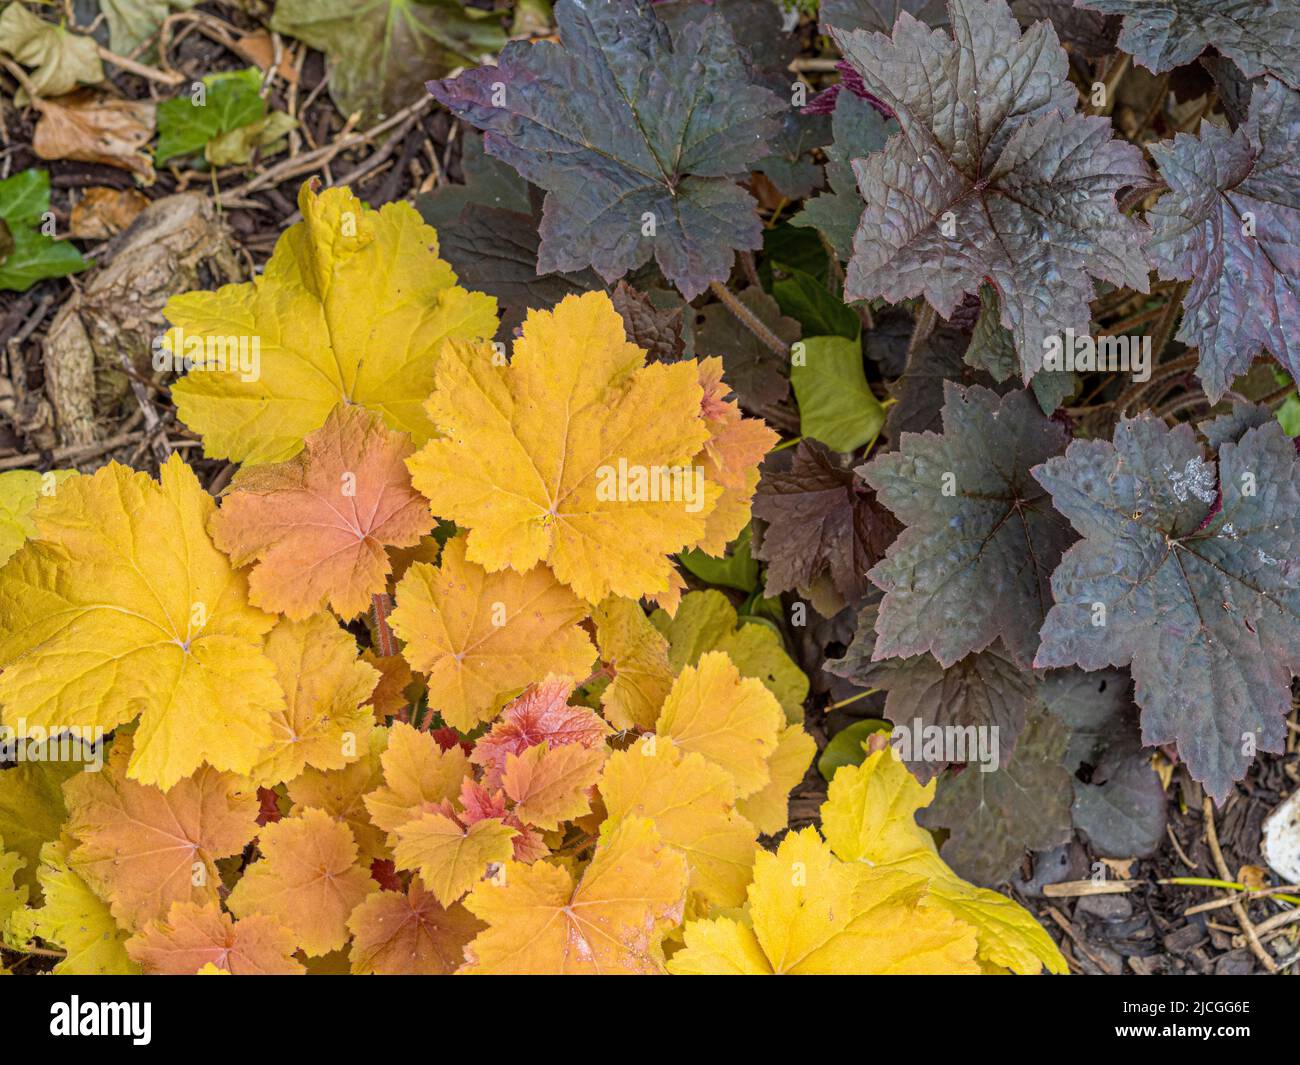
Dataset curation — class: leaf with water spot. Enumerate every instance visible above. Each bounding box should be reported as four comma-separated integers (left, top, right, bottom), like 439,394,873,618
1033,413,1300,802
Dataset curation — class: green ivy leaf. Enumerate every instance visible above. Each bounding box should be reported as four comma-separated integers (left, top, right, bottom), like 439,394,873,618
0,170,88,293
155,69,266,165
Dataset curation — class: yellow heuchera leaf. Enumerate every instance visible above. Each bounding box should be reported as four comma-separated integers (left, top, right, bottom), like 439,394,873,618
227,807,377,957
63,739,260,932
501,741,606,831
5,839,139,975
821,750,1069,975
0,750,79,895
735,724,817,836
460,816,688,974
363,722,469,842
389,535,596,731
669,827,978,975
0,456,284,789
406,291,723,605
0,469,73,565
126,901,305,975
347,876,482,974
0,838,25,929
592,596,674,732
287,727,389,862
165,181,498,465
655,651,783,800
392,814,517,906
210,405,434,620
689,357,778,556
652,590,809,724
599,737,758,910
248,614,379,787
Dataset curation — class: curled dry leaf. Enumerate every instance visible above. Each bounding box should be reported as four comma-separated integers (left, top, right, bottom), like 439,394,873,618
32,91,157,183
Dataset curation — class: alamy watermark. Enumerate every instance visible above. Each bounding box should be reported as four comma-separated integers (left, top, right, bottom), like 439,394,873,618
152,328,261,382
890,718,1000,773
0,721,104,772
1043,327,1151,382
595,458,706,513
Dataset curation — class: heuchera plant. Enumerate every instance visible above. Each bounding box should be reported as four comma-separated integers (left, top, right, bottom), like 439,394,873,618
3,0,1299,976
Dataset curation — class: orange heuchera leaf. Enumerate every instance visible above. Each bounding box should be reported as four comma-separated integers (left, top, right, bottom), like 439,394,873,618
689,357,778,557
126,901,305,975
346,877,482,975
470,678,612,789
363,649,414,721
501,741,607,831
460,816,688,975
599,737,758,910
406,290,722,605
0,456,283,789
655,651,783,800
391,813,517,906
286,728,388,863
62,741,258,932
363,722,470,842
249,614,379,787
210,405,434,621
165,181,498,466
592,596,674,732
388,534,596,731
227,807,377,957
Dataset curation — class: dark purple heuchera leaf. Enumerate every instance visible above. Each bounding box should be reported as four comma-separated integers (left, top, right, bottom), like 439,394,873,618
1040,667,1166,857
1199,401,1276,451
609,281,686,362
693,287,799,409
917,706,1074,884
1033,414,1300,803
823,0,1118,56
1010,1,1118,56
832,0,1151,381
1070,738,1167,858
821,0,950,33
965,283,1077,412
1076,0,1300,88
1146,78,1300,402
752,441,900,604
416,133,600,335
661,0,832,200
861,382,1075,668
829,601,1036,781
1039,666,1132,769
792,89,894,261
884,324,993,438
428,0,784,299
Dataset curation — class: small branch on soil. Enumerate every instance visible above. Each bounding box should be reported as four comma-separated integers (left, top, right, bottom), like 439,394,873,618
1202,797,1279,974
